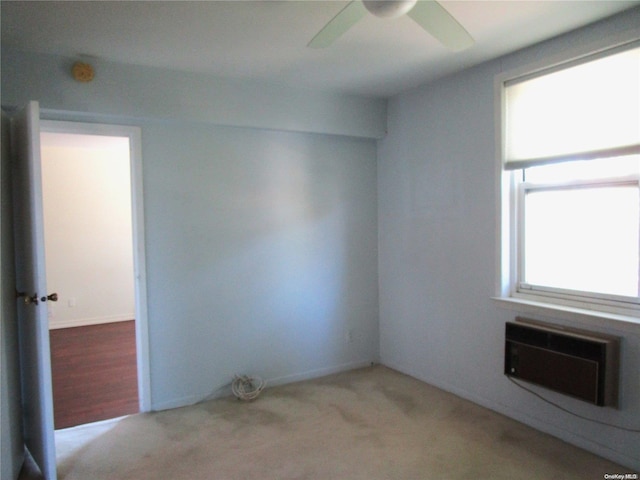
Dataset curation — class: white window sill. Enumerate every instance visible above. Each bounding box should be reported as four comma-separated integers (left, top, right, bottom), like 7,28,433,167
492,296,640,332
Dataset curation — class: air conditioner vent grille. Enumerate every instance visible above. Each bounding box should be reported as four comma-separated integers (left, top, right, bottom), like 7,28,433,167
504,318,620,407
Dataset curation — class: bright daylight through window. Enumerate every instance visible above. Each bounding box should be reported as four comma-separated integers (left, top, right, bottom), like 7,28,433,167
501,43,640,315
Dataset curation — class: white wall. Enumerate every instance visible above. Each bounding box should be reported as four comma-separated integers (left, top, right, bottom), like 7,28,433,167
1,51,381,411
41,133,135,329
378,8,640,470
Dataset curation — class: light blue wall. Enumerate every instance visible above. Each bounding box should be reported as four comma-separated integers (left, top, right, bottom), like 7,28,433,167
378,8,640,470
142,123,379,408
4,5,640,473
1,52,381,411
1,49,386,140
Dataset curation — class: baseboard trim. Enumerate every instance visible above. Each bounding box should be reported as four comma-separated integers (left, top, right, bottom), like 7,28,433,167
49,314,134,330
380,359,639,471
150,359,376,412
266,359,376,388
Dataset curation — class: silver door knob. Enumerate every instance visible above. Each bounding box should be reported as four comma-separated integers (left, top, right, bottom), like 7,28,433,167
16,291,39,305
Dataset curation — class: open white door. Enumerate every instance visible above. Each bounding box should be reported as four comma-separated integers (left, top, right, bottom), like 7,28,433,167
12,101,57,479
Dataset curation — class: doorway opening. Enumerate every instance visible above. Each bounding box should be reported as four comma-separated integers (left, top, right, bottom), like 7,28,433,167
39,121,150,430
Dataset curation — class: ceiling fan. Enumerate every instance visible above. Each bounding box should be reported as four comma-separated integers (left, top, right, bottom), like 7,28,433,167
308,0,474,51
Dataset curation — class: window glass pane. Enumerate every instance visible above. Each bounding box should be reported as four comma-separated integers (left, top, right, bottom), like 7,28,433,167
523,185,639,297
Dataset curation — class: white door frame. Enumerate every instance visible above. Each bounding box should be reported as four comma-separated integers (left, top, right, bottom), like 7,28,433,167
39,119,151,413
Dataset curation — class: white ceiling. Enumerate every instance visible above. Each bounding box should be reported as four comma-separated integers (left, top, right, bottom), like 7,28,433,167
1,1,638,98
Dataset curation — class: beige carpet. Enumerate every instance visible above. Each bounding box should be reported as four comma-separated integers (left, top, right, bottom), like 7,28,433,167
54,366,627,480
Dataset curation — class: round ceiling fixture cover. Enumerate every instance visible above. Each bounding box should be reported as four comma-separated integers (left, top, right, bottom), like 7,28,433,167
362,0,418,18
72,62,95,82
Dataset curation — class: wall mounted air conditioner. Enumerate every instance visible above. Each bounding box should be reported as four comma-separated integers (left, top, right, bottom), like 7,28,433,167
504,318,620,407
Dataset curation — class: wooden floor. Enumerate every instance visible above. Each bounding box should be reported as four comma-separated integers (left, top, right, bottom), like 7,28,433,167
49,320,139,429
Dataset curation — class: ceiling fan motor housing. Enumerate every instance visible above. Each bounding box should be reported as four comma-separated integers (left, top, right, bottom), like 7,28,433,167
363,0,418,18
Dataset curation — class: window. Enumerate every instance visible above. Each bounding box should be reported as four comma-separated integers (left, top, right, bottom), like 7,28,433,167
519,156,640,305
501,43,640,316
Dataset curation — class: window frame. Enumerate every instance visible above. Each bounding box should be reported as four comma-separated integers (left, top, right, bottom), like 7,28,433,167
515,173,640,310
496,37,640,321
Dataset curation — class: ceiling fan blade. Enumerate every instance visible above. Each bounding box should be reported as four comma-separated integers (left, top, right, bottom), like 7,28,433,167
407,0,474,52
308,1,367,49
